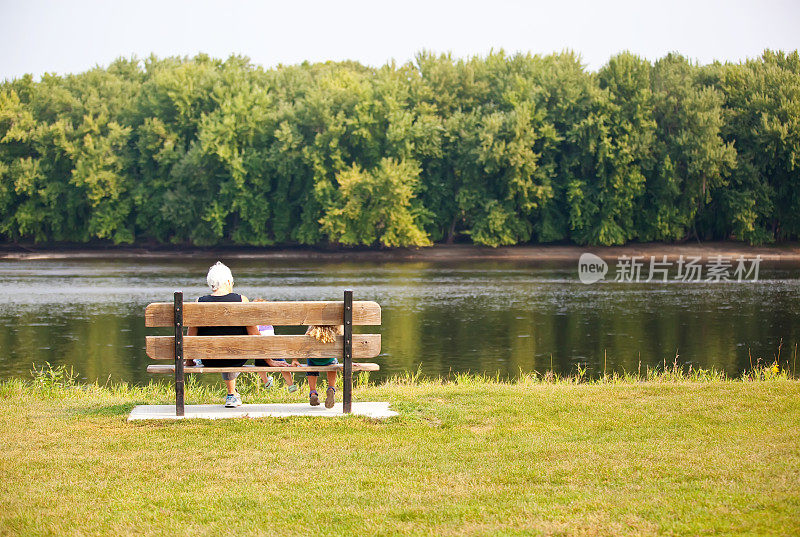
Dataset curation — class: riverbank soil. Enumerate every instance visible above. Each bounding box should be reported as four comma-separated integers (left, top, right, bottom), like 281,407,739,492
3,241,800,262
1,378,798,535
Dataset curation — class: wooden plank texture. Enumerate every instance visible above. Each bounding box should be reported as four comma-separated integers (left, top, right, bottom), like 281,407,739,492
147,363,380,374
146,334,381,360
145,301,381,327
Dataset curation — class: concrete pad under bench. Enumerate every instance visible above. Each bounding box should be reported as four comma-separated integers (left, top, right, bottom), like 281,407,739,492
128,402,397,421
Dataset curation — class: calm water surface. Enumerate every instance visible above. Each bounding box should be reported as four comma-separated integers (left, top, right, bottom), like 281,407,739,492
1,257,798,384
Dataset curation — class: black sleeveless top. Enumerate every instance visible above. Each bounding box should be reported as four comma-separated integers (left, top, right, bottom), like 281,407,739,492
196,293,248,336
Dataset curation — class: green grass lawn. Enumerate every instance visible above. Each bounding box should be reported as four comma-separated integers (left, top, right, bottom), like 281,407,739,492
1,372,798,536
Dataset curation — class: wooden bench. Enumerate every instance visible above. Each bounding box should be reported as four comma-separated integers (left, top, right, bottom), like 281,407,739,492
144,290,381,416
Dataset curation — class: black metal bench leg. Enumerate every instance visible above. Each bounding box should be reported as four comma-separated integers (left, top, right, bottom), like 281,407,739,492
174,291,185,417
343,290,353,414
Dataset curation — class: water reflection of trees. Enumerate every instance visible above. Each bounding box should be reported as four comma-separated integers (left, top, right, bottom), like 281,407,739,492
1,271,798,384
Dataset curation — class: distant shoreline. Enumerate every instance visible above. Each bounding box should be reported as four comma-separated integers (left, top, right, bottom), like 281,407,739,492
3,241,800,263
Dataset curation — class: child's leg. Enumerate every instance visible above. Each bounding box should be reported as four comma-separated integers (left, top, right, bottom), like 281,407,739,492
308,373,320,405
324,370,337,408
254,359,275,387
281,370,294,386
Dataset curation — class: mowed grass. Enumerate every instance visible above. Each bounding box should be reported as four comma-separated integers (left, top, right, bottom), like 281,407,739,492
0,372,799,536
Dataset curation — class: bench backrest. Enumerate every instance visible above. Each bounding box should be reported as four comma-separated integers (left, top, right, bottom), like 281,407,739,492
144,299,381,361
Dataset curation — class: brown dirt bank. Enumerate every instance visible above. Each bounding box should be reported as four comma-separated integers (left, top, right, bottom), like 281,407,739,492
2,242,800,263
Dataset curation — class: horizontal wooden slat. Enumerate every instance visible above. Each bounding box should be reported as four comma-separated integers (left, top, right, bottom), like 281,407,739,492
147,363,380,374
145,301,381,327
146,334,381,360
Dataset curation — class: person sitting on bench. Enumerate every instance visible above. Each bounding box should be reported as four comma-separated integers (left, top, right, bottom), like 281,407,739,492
304,324,344,408
187,261,290,408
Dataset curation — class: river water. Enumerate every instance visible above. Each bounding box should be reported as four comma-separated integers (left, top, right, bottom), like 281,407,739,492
0,257,798,385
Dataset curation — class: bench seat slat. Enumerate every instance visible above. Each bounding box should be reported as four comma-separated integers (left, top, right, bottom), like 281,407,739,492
147,363,380,374
146,334,381,360
145,301,381,327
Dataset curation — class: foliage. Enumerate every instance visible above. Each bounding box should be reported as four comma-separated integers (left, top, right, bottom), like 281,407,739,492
1,50,799,247
319,158,431,247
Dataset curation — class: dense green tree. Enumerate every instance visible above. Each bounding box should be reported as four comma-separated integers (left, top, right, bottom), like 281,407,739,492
702,51,800,243
639,53,735,241
565,52,655,245
1,50,798,247
319,158,430,247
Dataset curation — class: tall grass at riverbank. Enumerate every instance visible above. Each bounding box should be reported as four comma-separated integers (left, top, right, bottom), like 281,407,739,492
1,366,798,536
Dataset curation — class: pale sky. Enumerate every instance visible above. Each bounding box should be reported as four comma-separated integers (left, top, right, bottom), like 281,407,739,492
1,0,799,81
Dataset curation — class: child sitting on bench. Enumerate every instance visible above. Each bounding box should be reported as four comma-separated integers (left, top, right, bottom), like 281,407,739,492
253,298,298,393
305,324,344,408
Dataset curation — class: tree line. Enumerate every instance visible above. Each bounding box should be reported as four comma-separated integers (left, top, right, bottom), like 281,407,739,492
1,50,798,247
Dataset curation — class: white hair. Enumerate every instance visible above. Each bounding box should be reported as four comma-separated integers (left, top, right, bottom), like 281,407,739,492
206,261,233,291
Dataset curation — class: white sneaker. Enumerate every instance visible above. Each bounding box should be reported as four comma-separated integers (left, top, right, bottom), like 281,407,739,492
263,376,274,389
224,393,242,408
